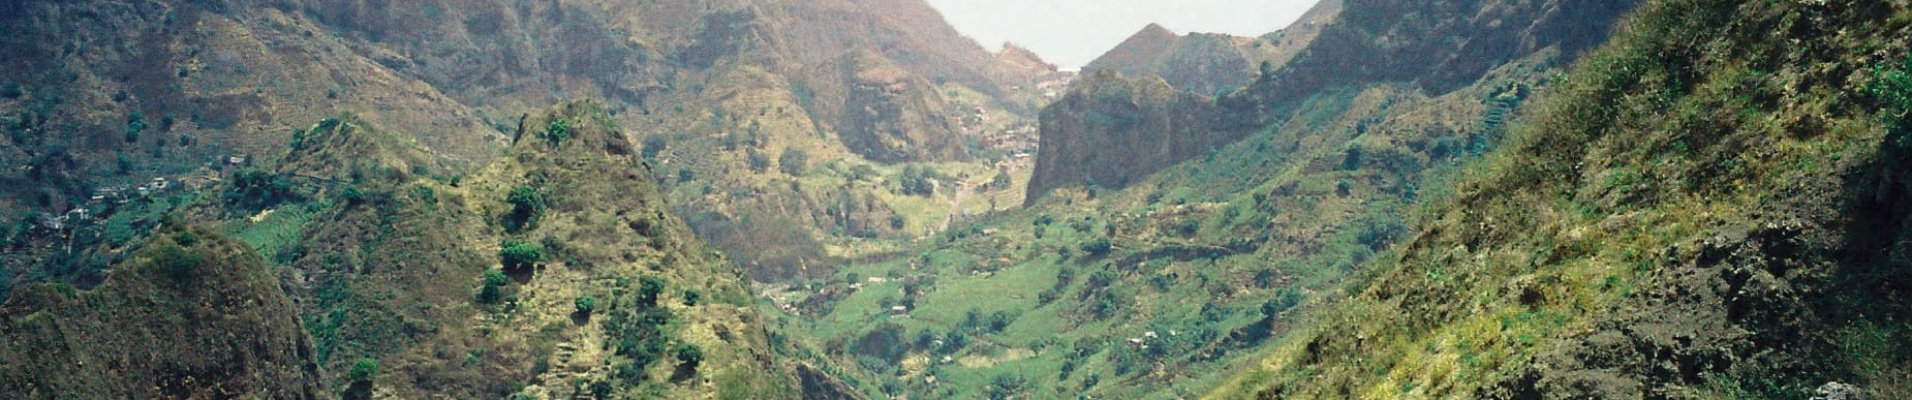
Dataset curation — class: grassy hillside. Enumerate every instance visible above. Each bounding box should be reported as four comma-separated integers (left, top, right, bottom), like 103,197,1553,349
1210,0,1912,398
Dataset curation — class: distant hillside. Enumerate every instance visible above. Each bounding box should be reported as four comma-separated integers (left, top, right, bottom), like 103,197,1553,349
1028,0,1630,203
1080,0,1342,96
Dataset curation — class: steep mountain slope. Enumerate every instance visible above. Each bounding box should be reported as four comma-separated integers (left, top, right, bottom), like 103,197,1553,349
0,225,325,399
1210,0,1912,398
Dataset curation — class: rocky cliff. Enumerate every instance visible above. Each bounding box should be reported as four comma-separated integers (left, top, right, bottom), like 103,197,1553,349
1025,70,1241,203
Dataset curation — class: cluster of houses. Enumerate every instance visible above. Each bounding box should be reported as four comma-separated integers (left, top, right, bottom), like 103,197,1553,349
30,153,246,233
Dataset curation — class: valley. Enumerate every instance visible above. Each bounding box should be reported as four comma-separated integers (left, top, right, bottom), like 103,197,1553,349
3,0,1910,399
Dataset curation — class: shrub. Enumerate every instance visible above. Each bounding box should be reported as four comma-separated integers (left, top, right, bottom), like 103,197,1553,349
478,269,509,304
499,239,546,271
676,344,704,368
504,185,544,231
779,148,809,175
348,358,380,383
544,118,572,148
575,296,597,314
1079,236,1113,257
747,149,772,172
642,136,668,159
637,276,667,307
152,242,204,282
0,81,22,99
681,289,701,306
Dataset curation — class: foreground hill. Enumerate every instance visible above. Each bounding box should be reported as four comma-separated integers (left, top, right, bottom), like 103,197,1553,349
1211,0,1912,398
0,225,325,399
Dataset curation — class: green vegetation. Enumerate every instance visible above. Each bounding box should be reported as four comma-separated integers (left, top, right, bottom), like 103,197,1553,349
544,117,573,148
498,239,546,271
778,148,809,175
477,269,509,304
676,344,704,369
348,358,380,383
504,184,545,232
575,296,598,314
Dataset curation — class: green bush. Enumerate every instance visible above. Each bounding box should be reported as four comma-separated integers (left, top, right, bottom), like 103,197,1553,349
676,343,704,368
1079,236,1113,257
637,276,667,307
348,358,380,383
499,239,546,271
642,136,668,160
478,269,509,304
779,148,809,175
0,81,22,99
575,296,597,314
152,242,204,282
504,185,544,232
544,118,572,148
747,149,772,172
681,289,701,306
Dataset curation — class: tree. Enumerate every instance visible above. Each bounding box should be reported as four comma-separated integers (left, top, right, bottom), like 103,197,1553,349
642,136,668,160
747,149,772,172
676,344,704,369
681,289,701,306
575,296,597,314
1079,236,1113,257
348,358,380,383
544,118,572,147
505,185,544,232
637,276,667,307
499,239,546,271
478,269,510,304
778,148,809,175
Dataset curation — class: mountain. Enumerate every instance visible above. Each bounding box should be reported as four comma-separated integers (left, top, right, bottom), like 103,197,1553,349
0,0,1050,286
1080,0,1342,97
1210,0,1912,398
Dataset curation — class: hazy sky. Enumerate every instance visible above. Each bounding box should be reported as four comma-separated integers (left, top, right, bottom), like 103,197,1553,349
925,0,1323,69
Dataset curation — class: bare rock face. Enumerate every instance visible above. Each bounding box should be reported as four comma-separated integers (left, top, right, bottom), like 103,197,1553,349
812,50,969,163
1084,25,1259,96
1814,382,1866,400
1026,70,1239,203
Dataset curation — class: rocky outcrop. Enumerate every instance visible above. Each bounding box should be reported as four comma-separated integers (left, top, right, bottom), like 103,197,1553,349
803,50,969,163
1026,70,1244,203
1085,25,1259,96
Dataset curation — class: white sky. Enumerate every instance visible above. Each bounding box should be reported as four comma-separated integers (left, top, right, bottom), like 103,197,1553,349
925,0,1323,69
